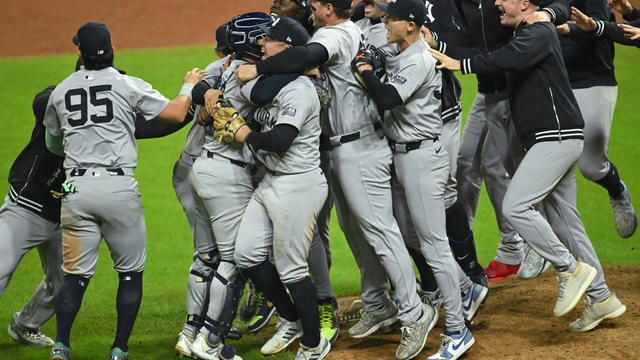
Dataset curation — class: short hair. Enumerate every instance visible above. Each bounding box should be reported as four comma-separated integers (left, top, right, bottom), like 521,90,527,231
81,49,114,71
318,1,354,20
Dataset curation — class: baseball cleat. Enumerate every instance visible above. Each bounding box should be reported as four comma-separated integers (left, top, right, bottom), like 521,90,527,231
610,181,638,238
553,261,597,317
427,327,475,360
260,318,303,355
420,289,443,309
49,342,71,360
518,247,551,280
175,331,195,358
461,283,488,323
8,316,54,348
295,336,331,360
348,300,398,339
395,303,438,360
568,291,626,332
191,333,220,360
247,291,276,333
109,347,128,360
485,260,520,282
318,300,339,344
239,281,257,322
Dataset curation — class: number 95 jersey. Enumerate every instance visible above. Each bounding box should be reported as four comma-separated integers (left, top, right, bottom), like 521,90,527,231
44,67,170,169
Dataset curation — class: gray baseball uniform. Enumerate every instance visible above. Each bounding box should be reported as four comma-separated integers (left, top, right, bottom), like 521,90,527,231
43,67,169,277
384,38,469,332
189,59,257,344
234,75,327,284
355,18,388,48
310,20,423,326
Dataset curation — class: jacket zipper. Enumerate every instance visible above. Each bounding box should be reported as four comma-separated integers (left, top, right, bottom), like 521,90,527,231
548,87,562,142
17,154,39,200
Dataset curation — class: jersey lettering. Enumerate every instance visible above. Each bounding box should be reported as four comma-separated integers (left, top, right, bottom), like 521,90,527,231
64,85,114,127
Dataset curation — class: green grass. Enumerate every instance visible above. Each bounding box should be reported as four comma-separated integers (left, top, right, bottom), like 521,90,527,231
0,44,638,359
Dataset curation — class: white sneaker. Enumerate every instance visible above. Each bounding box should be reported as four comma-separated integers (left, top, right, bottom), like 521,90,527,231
260,318,303,355
8,317,54,348
395,303,438,360
517,247,551,280
427,327,475,360
568,291,626,332
191,333,220,360
553,261,597,317
461,283,488,322
610,181,638,238
348,300,398,338
295,336,331,360
175,332,195,358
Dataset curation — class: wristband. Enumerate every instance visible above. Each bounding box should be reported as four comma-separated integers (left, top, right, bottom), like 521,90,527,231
180,83,195,100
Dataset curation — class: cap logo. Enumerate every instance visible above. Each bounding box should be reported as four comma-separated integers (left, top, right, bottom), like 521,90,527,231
273,18,281,26
97,50,104,54
287,36,292,42
409,13,414,19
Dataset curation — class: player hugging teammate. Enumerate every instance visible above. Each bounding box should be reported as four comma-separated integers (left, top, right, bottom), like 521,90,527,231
2,0,633,360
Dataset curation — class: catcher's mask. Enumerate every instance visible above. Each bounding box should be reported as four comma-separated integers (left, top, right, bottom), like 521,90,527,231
228,12,274,61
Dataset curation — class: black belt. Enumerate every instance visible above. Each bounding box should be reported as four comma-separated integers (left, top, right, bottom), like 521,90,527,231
206,151,249,168
389,136,438,153
339,121,382,144
69,168,125,177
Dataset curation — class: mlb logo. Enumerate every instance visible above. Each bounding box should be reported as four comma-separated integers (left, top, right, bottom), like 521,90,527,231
124,276,131,281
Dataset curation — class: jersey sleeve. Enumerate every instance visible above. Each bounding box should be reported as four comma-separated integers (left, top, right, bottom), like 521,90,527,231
125,76,171,121
310,27,345,64
273,83,311,131
388,55,432,103
43,88,63,136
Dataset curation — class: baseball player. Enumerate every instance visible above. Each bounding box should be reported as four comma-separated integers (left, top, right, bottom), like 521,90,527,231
570,5,640,48
227,17,331,360
353,1,486,359
431,0,571,281
187,12,273,360
43,22,204,360
556,0,637,239
432,0,626,335
355,0,388,47
269,0,341,343
235,2,436,359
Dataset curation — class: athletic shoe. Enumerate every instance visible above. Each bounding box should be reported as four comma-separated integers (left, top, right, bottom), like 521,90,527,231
260,318,303,355
518,247,551,280
239,281,257,322
427,327,475,360
553,261,597,317
191,333,220,360
568,291,626,332
247,291,276,333
227,326,242,340
295,336,331,360
467,266,488,288
485,260,520,282
348,300,398,338
610,181,638,238
420,289,443,309
395,303,438,360
175,331,195,358
8,316,54,347
318,301,339,344
461,283,488,323
109,347,128,360
49,342,71,360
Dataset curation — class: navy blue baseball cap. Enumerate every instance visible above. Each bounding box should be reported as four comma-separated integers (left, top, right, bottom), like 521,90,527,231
215,23,232,53
72,22,113,57
376,0,426,25
325,0,353,10
258,17,310,46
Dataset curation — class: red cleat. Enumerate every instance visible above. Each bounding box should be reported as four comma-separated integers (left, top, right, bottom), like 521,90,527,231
485,260,520,282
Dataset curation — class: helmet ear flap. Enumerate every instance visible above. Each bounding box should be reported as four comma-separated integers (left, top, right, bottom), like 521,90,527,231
228,12,274,60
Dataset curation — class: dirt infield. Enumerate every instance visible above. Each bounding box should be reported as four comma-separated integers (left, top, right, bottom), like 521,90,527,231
4,1,639,359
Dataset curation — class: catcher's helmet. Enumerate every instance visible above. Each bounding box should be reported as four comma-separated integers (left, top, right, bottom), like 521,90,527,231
228,12,274,60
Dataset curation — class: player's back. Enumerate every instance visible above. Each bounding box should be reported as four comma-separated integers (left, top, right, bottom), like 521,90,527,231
45,67,169,170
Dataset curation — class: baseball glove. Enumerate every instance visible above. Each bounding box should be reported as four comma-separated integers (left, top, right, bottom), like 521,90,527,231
351,45,386,89
212,99,247,143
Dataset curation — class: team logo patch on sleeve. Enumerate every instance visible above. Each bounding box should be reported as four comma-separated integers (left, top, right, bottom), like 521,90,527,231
390,75,407,84
281,107,297,117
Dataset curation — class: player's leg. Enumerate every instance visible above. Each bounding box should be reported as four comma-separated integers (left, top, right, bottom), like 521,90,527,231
502,140,597,316
172,153,199,242
101,176,147,355
574,86,637,238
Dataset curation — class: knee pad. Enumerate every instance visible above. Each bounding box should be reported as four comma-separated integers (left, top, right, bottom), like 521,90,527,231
203,261,245,341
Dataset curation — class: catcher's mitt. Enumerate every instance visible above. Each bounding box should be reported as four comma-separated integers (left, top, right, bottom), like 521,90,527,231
351,45,386,89
212,99,247,143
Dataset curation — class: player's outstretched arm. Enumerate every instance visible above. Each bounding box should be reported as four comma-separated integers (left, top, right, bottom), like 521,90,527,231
157,68,207,123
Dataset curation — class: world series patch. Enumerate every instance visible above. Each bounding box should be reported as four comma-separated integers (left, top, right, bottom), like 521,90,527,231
281,107,297,117
391,75,407,84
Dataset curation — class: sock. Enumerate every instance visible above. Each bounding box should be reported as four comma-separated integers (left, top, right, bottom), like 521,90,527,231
240,261,298,321
287,278,320,348
446,200,480,274
112,271,143,352
408,247,437,292
595,161,625,199
55,275,90,347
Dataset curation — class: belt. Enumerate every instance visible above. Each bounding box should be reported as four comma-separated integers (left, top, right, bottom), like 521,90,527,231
328,122,382,147
389,136,439,153
69,167,131,177
206,151,250,169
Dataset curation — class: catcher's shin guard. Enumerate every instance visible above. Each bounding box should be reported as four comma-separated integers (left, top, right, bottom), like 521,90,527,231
185,253,219,337
203,261,245,344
